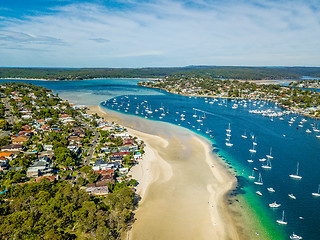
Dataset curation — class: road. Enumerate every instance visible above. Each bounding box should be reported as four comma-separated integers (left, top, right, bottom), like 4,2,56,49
1,94,15,126
76,116,100,165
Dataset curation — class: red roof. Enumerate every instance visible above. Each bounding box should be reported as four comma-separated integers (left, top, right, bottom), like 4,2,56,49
36,175,56,182
94,169,114,176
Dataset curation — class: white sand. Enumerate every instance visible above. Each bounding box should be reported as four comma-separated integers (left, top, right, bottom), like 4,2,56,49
88,105,240,240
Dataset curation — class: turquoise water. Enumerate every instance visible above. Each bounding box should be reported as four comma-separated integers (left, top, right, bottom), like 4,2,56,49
1,78,319,239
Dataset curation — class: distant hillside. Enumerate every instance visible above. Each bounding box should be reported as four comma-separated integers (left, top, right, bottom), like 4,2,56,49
0,66,319,81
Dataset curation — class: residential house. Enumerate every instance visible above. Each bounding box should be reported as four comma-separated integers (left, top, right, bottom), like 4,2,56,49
1,144,24,152
43,145,53,151
86,186,109,196
26,156,53,178
12,135,30,144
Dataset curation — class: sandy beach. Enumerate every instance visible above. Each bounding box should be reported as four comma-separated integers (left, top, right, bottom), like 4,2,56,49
88,105,241,240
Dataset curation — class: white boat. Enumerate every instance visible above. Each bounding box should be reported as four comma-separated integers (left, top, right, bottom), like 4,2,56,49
197,116,202,122
266,147,274,159
181,117,185,121
276,211,287,225
269,201,281,208
241,130,248,139
289,193,296,200
248,170,255,179
290,233,303,239
249,142,256,153
180,113,185,117
306,129,312,133
256,191,262,196
312,184,320,197
259,158,267,162
202,113,206,119
267,187,275,193
261,158,272,170
289,162,302,180
254,173,263,186
226,123,231,133
225,141,233,147
247,159,254,163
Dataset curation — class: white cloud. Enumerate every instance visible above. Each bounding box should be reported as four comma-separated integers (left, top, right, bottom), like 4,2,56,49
0,0,319,67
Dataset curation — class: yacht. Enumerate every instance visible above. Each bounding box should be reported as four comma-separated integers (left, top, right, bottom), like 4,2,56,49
256,191,262,196
289,193,296,200
312,184,320,197
259,158,267,162
290,233,303,239
254,173,263,186
276,211,287,225
269,201,281,208
247,159,254,163
289,162,302,180
306,129,312,133
267,187,275,193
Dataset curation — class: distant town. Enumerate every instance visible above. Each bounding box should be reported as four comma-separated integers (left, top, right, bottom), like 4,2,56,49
0,82,144,239
290,79,320,89
139,76,320,118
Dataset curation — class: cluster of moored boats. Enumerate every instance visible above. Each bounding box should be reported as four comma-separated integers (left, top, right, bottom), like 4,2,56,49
106,96,320,239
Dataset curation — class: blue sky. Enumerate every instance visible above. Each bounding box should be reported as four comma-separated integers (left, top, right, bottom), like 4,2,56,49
0,0,319,67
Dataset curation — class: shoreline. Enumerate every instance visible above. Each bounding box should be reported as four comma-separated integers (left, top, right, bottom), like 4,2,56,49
0,77,161,81
141,85,320,120
88,105,243,240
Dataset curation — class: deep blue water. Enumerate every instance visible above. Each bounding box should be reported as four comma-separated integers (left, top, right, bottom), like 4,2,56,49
1,78,319,239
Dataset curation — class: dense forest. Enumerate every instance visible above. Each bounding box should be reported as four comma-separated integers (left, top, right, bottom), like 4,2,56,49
1,66,320,81
0,179,135,239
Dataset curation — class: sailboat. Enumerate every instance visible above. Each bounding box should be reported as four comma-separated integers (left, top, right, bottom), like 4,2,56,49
289,162,302,179
249,142,256,153
262,158,272,170
226,123,231,133
276,211,287,225
241,130,247,139
266,147,274,159
192,110,197,118
225,135,233,147
248,170,255,179
254,173,263,185
197,116,202,122
202,113,206,119
312,184,320,197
